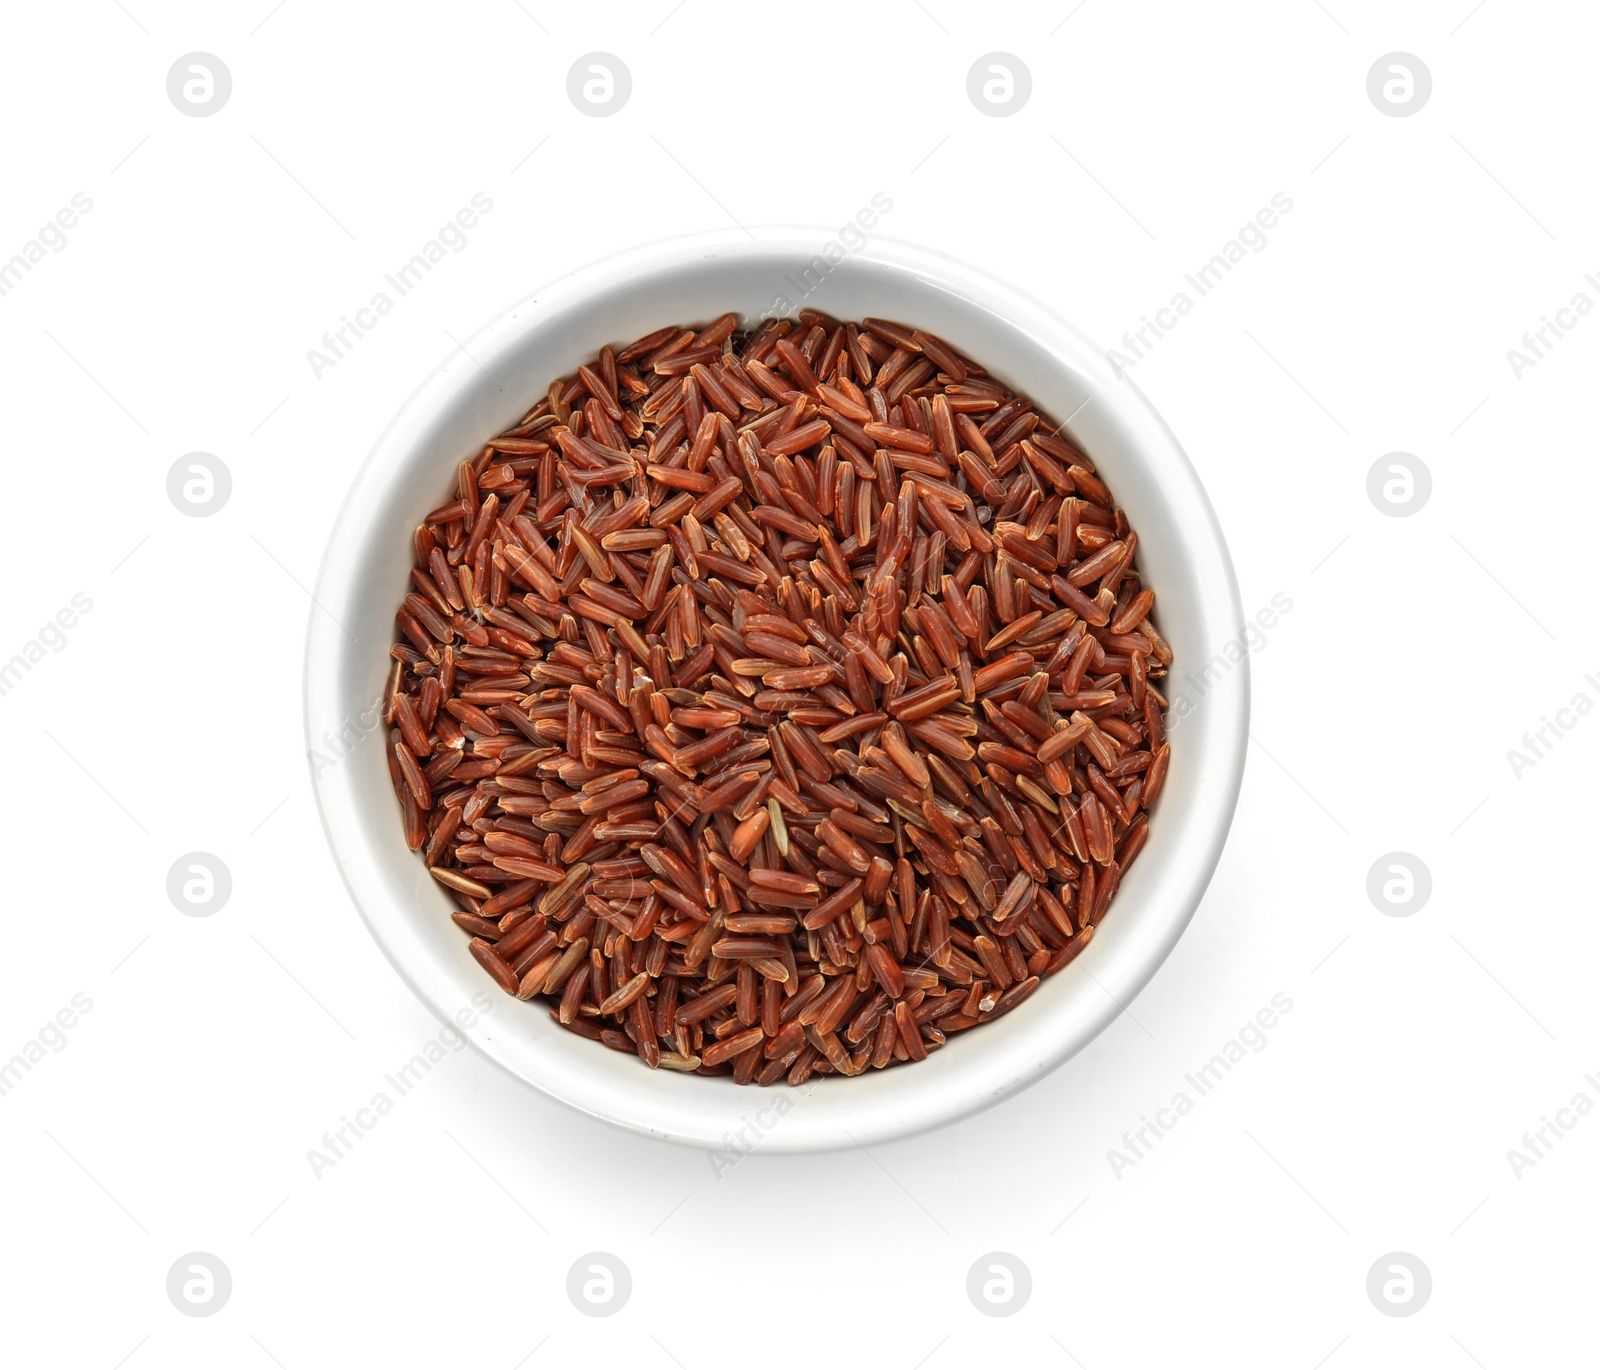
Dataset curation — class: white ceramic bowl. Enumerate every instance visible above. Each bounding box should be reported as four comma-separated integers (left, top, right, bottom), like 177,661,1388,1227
306,231,1248,1152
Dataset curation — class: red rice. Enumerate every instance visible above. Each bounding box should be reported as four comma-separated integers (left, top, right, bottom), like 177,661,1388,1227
386,312,1170,1084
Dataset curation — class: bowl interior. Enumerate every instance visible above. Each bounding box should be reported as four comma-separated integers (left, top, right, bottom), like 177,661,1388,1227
306,234,1248,1151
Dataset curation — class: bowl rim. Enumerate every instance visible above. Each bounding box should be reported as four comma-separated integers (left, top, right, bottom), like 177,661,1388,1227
305,226,1250,1152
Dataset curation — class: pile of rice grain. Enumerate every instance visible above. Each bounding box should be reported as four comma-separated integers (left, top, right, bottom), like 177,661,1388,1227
385,312,1170,1085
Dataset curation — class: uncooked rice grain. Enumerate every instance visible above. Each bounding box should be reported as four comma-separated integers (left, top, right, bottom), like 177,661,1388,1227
386,311,1171,1085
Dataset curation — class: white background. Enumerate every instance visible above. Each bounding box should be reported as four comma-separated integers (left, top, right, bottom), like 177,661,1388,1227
2,2,1595,1366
